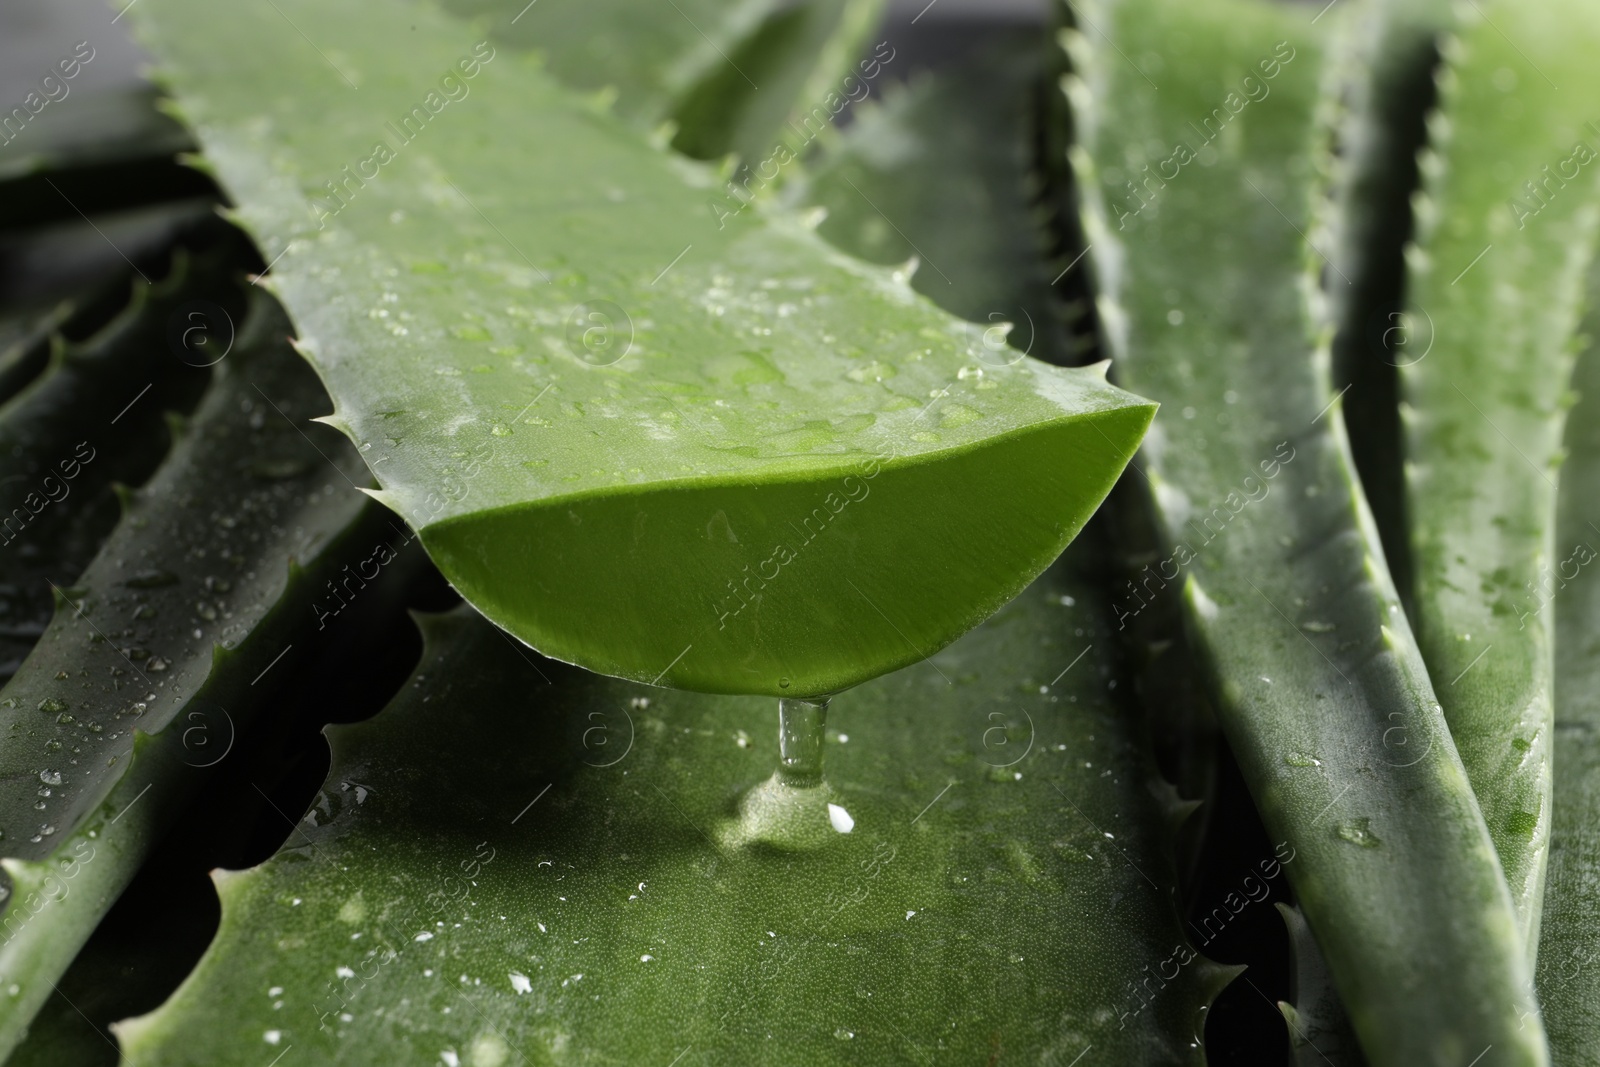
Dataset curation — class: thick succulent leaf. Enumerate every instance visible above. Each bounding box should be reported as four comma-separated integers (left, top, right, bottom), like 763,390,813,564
0,242,232,684
5,533,437,1067
448,0,881,166
118,545,1228,1065
670,0,885,167
132,0,1153,698
1325,0,1453,595
805,32,1075,366
1537,263,1600,1061
0,291,393,1059
0,199,221,405
1064,0,1544,1062
441,0,779,131
0,301,65,406
1398,0,1600,949
1276,903,1364,1067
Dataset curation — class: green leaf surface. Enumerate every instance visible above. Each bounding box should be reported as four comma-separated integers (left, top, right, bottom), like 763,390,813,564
1276,902,1364,1067
0,302,70,411
1398,0,1600,949
449,0,882,168
118,544,1227,1066
1537,261,1600,1062
132,0,1153,697
0,200,221,406
0,290,389,1059
441,0,780,131
1064,0,1544,1061
1325,0,1453,599
805,32,1075,366
0,243,230,685
669,0,885,167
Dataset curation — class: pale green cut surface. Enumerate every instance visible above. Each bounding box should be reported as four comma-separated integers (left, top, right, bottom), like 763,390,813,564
132,0,1152,697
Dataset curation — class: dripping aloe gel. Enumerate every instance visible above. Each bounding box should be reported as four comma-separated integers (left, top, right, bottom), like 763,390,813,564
721,696,851,850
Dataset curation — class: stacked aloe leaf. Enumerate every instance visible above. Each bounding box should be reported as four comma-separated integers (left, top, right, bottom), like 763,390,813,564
0,0,1597,1063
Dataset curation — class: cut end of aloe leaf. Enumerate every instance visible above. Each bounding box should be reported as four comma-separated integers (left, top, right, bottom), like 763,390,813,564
129,0,1154,698
424,399,1152,695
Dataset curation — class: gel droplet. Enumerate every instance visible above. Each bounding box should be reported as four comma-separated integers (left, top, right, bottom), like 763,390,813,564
778,697,829,785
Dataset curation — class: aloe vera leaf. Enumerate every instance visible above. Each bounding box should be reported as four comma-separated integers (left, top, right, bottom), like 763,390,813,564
670,0,885,167
805,31,1074,367
132,0,1153,699
116,541,1228,1065
0,289,400,1060
0,301,71,408
441,0,780,130
1064,0,1544,1062
6,540,439,1067
1276,903,1364,1067
0,243,234,683
1397,0,1600,951
1536,265,1600,1060
1295,4,1452,1051
1326,0,1453,596
445,0,878,163
0,199,222,405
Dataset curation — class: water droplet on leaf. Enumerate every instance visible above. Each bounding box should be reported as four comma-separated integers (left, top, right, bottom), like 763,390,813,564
1335,817,1381,848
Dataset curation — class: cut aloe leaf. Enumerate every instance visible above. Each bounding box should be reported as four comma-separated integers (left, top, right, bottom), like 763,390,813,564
1537,262,1600,1061
117,543,1229,1065
1064,0,1544,1061
0,290,398,1060
1398,0,1600,950
131,0,1153,697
